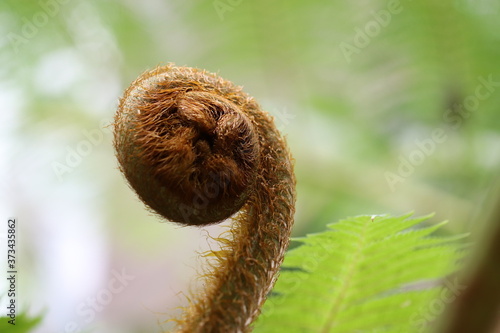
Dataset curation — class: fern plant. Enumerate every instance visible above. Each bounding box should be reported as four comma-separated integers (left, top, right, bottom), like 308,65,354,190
254,213,467,333
0,214,468,333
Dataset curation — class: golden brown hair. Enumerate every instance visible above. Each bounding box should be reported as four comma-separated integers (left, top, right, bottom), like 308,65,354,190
114,64,296,332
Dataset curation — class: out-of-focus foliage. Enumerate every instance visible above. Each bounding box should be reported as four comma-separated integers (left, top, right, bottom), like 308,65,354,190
0,312,42,332
1,0,498,332
2,0,499,235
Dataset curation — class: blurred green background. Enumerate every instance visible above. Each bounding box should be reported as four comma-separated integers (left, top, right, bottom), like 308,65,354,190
1,0,499,332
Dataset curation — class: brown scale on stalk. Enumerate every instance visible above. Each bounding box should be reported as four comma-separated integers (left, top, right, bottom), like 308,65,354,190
113,64,296,332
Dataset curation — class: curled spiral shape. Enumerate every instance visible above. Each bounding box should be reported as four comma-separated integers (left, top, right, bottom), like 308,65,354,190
114,64,296,332
114,65,261,225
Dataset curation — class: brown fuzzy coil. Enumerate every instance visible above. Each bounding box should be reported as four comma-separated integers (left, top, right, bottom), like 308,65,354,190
114,64,296,332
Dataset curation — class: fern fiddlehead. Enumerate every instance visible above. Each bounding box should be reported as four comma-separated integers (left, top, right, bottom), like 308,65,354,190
113,64,296,332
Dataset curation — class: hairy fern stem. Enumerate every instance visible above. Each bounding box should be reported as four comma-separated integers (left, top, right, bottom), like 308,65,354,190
114,64,296,332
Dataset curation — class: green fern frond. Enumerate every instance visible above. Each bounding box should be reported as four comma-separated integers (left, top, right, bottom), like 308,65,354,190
254,214,468,333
